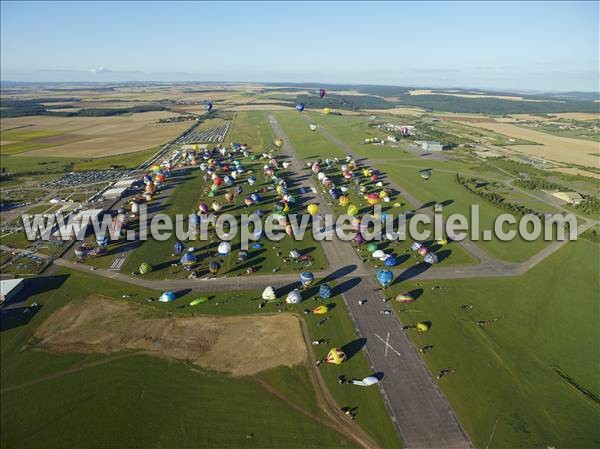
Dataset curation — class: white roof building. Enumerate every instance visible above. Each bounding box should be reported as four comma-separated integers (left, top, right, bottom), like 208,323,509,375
102,187,129,200
1,278,25,304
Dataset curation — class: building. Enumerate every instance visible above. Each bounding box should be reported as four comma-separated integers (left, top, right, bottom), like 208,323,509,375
1,278,25,304
112,179,136,189
102,187,129,200
551,191,584,205
415,141,445,151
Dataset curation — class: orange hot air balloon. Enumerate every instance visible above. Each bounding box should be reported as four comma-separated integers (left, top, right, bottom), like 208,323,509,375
339,195,350,207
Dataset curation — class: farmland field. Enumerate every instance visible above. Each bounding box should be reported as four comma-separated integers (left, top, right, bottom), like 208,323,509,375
0,112,190,158
460,120,600,167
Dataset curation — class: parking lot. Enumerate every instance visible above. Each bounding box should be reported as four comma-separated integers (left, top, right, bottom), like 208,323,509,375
41,170,132,189
176,121,230,145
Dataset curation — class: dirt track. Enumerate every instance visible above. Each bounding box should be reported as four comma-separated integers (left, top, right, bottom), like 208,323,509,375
34,297,307,377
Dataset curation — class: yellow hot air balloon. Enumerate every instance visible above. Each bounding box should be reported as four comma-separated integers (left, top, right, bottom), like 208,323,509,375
339,195,350,207
312,305,328,315
379,190,389,199
417,322,430,332
274,139,284,149
326,348,346,365
347,204,358,216
323,107,331,115
437,238,448,246
307,204,319,216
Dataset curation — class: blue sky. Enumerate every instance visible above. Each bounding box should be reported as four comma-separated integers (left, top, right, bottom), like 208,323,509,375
1,1,598,91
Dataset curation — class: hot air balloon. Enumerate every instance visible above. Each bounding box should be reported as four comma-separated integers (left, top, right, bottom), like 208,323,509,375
139,262,153,274
208,261,220,274
312,305,329,315
347,204,359,216
205,101,213,112
339,195,350,207
417,322,430,332
319,283,333,299
296,103,305,112
353,233,365,245
351,376,380,387
247,176,257,186
307,204,319,216
420,169,432,180
437,238,448,246
97,235,109,248
367,243,378,253
424,253,439,264
225,191,235,203
217,241,231,256
418,246,429,257
145,182,156,194
262,286,277,301
367,193,380,206
411,242,422,252
309,123,318,131
286,289,302,304
74,246,87,259
323,107,331,115
395,292,415,303
326,348,346,365
181,252,196,267
211,201,222,212
274,139,284,149
190,297,209,306
318,88,326,98
300,271,315,287
244,197,254,207
159,291,176,302
198,203,209,214
173,241,185,255
384,256,398,267
376,270,394,289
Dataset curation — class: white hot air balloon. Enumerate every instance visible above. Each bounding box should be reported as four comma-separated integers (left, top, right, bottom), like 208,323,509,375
262,286,277,301
286,289,302,304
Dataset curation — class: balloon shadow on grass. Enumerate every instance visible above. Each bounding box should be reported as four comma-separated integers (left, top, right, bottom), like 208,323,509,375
342,338,367,361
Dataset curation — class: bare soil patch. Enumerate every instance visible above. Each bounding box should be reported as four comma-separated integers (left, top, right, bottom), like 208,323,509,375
34,297,307,377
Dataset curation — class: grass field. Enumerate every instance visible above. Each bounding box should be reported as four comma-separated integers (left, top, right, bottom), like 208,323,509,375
1,267,401,449
379,161,551,262
72,146,159,170
387,240,600,449
227,111,276,149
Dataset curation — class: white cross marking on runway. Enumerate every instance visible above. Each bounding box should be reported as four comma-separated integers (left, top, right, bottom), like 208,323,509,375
374,333,402,357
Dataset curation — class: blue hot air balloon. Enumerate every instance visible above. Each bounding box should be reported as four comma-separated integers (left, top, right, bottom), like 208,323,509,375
189,214,200,226
250,193,262,203
205,101,213,111
384,256,398,267
159,291,176,302
97,234,109,248
296,103,305,112
376,270,394,289
300,271,315,287
181,252,196,267
173,241,185,255
319,284,333,299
